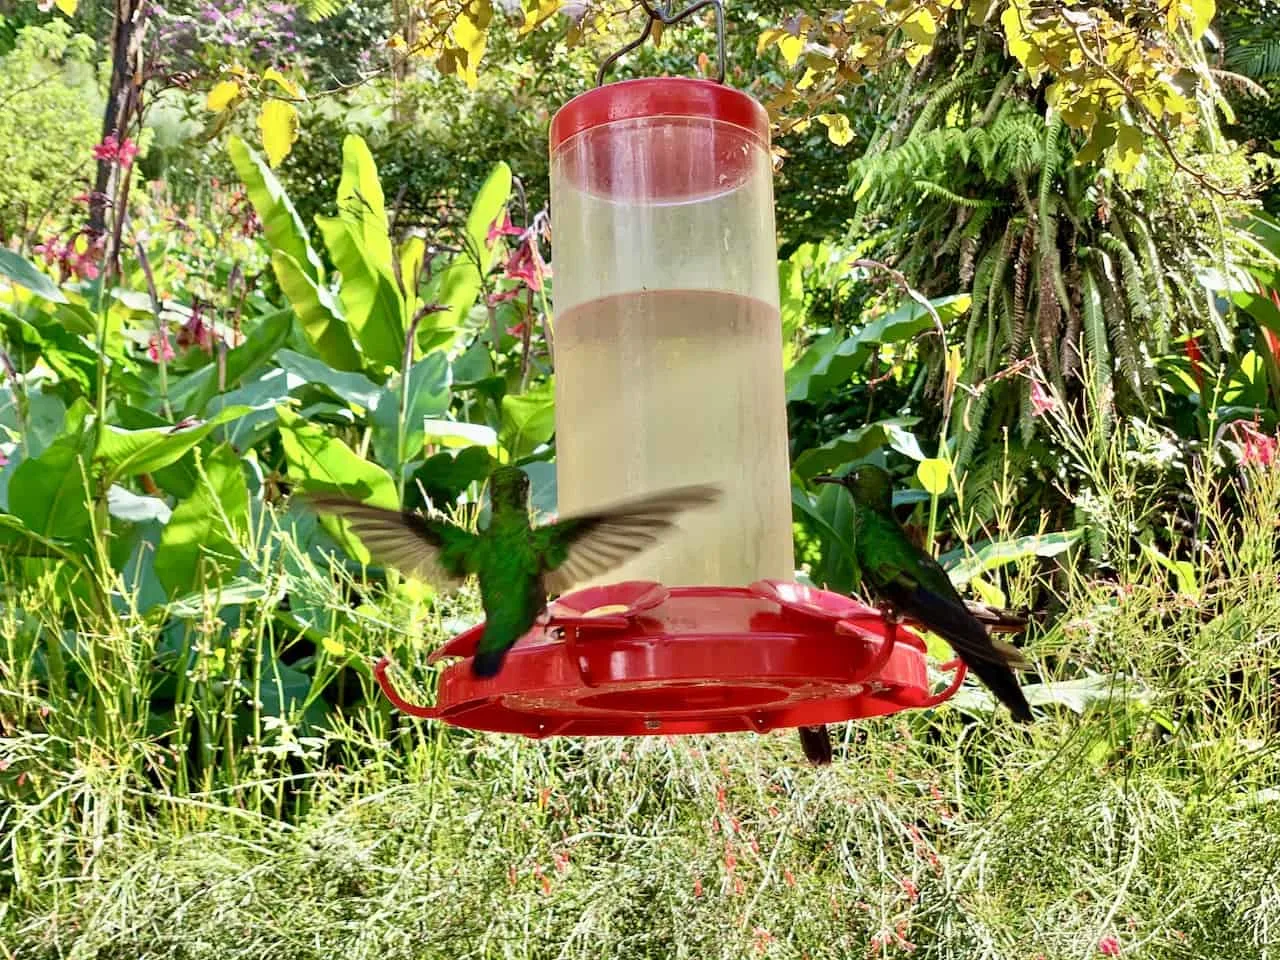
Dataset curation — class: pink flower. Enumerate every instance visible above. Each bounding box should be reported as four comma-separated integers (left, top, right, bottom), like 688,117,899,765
148,330,175,363
485,288,520,307
93,135,121,161
486,211,523,246
1030,380,1056,416
504,238,550,291
1233,419,1277,469
176,302,216,353
0,449,8,468
1098,936,1121,956
93,134,139,165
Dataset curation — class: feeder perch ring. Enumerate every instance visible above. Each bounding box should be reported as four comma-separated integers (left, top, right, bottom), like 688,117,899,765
371,580,970,739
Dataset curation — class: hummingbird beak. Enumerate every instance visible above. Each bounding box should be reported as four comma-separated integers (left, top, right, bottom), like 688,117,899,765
812,475,841,486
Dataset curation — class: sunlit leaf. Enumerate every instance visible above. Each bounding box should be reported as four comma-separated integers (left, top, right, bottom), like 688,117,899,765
258,99,300,167
155,444,248,599
917,458,950,496
206,80,242,113
0,249,67,304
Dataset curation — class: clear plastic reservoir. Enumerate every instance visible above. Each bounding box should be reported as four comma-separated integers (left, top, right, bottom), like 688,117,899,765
549,78,795,588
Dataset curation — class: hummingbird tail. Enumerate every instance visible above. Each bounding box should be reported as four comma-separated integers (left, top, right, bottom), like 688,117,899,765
964,655,1034,723
798,725,833,765
471,650,506,678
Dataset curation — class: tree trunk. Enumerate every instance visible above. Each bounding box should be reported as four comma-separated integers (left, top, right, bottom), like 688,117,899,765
88,0,147,240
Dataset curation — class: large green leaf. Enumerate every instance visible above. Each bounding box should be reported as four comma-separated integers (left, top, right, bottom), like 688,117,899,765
276,349,382,410
370,351,452,471
315,215,405,371
406,445,495,513
424,161,512,353
8,430,93,542
276,406,398,565
228,136,325,283
271,251,362,372
942,529,1083,587
786,294,971,403
334,134,394,273
499,378,556,460
791,483,856,593
155,444,249,598
96,404,255,480
0,249,68,304
791,417,922,480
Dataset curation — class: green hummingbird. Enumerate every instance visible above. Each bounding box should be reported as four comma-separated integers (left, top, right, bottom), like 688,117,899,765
301,466,721,678
811,464,1034,733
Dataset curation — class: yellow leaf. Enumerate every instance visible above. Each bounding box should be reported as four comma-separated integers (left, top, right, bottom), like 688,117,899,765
917,458,950,496
206,80,241,113
54,0,78,15
519,0,559,36
901,8,937,47
817,113,853,146
778,33,805,68
258,99,299,168
262,68,301,98
1189,0,1215,37
757,27,785,56
796,67,819,90
1111,122,1143,174
970,575,1007,609
454,10,487,85
852,168,875,201
321,636,347,656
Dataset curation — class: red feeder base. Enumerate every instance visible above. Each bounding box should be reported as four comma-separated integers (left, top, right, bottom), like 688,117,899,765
373,579,967,739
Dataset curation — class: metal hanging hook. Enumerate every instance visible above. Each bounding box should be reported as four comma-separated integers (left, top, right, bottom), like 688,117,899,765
595,0,727,87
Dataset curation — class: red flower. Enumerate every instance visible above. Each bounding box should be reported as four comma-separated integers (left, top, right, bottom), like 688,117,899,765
486,211,523,246
486,288,520,307
1098,935,1121,956
1233,418,1277,469
504,237,550,292
148,330,175,363
1185,336,1205,391
1030,379,1056,416
93,133,139,166
693,876,703,897
93,135,121,161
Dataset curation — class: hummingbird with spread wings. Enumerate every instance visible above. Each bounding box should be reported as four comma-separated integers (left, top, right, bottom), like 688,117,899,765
796,464,1034,765
302,466,721,678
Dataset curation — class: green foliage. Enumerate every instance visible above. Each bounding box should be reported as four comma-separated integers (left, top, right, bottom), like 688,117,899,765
0,19,102,242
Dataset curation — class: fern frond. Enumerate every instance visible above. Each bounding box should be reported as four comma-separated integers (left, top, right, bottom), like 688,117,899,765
298,0,344,21
954,386,991,474
1118,212,1173,354
908,68,981,138
1225,35,1280,79
1081,263,1114,451
1011,222,1035,358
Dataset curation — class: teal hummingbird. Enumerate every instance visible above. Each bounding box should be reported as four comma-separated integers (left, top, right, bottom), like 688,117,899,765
302,466,721,678
800,464,1033,762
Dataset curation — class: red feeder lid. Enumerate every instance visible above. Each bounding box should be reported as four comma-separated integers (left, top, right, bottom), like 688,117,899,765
373,580,969,740
550,79,771,204
550,77,769,150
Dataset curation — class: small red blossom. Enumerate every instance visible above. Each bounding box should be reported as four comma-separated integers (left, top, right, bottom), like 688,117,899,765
1185,336,1206,391
148,330,175,363
900,877,919,902
0,758,9,772
693,876,703,897
504,237,550,291
486,288,520,307
552,850,570,874
1030,379,1056,416
1098,935,1121,956
0,449,8,468
507,864,518,887
93,133,139,166
533,864,551,895
753,927,776,953
1233,418,1278,469
487,212,524,246
783,868,796,887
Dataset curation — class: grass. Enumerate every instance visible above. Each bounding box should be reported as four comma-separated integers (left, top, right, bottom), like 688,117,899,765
4,433,1280,958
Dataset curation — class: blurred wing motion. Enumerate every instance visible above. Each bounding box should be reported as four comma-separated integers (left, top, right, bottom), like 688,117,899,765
299,493,477,588
535,484,723,595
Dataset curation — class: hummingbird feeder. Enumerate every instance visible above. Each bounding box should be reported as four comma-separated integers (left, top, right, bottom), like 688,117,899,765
373,0,967,742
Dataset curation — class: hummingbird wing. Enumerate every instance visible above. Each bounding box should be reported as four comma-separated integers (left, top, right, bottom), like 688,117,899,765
299,493,478,588
532,484,722,595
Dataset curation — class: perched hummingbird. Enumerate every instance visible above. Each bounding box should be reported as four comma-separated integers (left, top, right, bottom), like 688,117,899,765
812,464,1034,728
301,466,721,678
